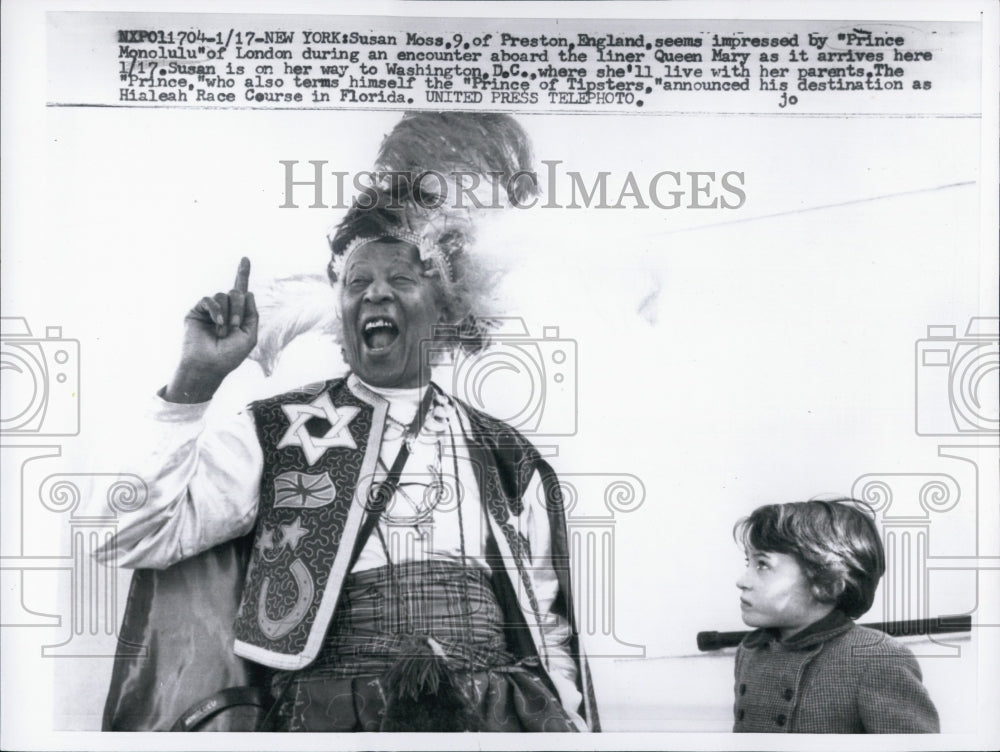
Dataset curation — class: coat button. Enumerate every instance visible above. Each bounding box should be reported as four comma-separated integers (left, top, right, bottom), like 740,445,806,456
783,688,793,701
776,714,787,727
737,710,745,721
739,684,746,695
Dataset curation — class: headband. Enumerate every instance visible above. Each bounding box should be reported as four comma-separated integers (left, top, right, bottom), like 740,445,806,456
327,191,470,284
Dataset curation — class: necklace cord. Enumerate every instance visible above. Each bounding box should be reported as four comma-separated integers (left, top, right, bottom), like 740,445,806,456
346,386,437,574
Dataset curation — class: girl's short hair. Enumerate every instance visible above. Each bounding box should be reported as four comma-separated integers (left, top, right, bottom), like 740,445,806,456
734,499,885,618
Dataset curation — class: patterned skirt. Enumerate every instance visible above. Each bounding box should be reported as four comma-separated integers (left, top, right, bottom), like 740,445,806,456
269,559,578,732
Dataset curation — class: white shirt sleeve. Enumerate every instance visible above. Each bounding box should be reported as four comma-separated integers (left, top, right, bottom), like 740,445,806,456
88,393,263,570
522,470,589,731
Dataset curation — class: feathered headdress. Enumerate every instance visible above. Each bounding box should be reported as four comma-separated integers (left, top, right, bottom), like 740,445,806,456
328,113,536,289
249,113,536,374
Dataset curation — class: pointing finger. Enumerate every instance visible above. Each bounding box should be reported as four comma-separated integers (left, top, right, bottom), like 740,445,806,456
234,257,251,294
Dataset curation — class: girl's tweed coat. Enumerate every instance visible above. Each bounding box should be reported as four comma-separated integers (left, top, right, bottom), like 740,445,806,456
734,609,939,733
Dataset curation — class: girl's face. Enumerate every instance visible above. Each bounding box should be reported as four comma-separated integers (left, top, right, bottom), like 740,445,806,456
736,547,834,639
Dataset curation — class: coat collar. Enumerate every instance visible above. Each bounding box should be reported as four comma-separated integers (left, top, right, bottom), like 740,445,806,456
742,609,854,651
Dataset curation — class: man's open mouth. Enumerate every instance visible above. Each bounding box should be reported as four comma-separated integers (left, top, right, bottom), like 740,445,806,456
362,316,400,351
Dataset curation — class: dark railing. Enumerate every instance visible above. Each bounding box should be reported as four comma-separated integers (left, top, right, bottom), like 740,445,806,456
696,614,972,652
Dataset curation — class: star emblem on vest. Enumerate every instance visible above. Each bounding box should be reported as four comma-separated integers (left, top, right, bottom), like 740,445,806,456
277,393,360,465
254,519,310,562
278,517,309,551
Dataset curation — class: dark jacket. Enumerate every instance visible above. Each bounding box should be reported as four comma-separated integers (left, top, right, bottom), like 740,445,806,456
734,609,940,733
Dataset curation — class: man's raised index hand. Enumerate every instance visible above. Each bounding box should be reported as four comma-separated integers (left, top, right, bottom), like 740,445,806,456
166,256,260,403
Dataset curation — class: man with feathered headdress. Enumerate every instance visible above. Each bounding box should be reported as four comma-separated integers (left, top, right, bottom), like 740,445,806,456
97,113,599,732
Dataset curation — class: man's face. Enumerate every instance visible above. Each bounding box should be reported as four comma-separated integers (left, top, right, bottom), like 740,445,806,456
736,547,831,638
339,240,443,389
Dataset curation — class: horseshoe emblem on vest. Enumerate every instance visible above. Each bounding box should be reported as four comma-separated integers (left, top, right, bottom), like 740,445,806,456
257,558,314,640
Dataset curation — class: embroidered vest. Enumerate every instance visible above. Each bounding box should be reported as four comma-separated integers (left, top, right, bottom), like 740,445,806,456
229,377,600,728
233,377,383,670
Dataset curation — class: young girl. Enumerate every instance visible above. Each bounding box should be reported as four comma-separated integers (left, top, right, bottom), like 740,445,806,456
733,499,939,733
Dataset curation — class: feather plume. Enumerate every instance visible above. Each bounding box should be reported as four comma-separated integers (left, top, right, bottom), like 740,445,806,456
247,274,338,377
374,113,537,205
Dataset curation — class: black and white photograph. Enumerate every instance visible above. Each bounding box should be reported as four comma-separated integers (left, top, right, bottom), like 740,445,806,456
1,1,998,749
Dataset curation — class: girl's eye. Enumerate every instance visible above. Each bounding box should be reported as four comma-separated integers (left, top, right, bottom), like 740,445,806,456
393,275,415,285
